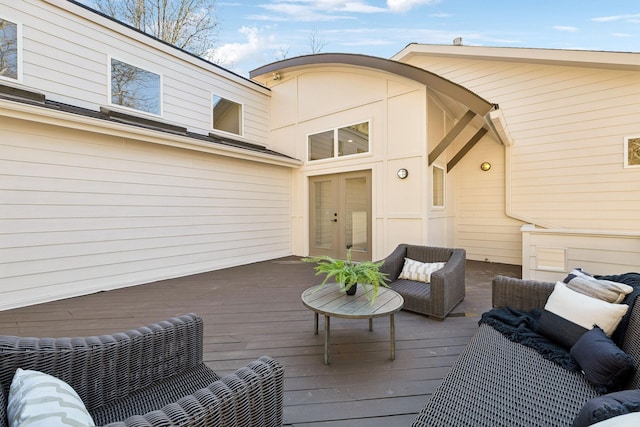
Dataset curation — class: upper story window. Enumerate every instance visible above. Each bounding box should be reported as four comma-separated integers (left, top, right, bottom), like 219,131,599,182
0,17,20,81
308,121,369,161
212,95,243,136
110,58,161,115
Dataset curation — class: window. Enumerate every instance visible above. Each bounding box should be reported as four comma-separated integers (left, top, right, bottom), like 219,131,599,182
624,136,640,168
110,58,161,115
212,95,243,135
308,121,369,161
432,165,445,208
0,17,19,81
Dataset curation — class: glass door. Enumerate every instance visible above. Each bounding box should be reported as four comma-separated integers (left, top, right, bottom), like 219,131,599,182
309,171,371,261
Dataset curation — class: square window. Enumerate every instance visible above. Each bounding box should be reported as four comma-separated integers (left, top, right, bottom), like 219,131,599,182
338,122,369,156
212,95,243,135
0,17,19,81
110,58,161,115
308,130,334,161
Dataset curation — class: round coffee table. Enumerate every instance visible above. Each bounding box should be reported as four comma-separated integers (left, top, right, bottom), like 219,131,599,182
301,284,404,365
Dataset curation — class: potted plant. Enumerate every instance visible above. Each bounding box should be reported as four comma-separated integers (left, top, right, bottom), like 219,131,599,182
303,249,389,303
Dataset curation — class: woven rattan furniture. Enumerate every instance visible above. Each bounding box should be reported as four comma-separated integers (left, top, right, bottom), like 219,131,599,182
0,313,285,427
301,284,404,364
412,275,640,427
378,244,466,319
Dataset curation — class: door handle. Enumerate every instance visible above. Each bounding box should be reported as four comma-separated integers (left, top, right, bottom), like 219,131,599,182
331,219,337,222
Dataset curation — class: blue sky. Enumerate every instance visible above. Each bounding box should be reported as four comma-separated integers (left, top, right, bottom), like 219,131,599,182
210,0,640,75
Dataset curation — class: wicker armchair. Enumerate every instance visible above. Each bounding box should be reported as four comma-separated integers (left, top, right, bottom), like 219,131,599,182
0,313,284,427
378,244,466,319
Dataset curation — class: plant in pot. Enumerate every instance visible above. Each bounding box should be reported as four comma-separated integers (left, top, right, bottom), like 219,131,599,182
303,249,389,303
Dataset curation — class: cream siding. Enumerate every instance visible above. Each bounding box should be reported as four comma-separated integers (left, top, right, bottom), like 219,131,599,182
1,116,292,310
5,0,270,144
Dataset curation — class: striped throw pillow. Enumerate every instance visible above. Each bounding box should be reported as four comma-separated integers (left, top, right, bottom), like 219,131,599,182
7,368,95,427
564,269,633,303
398,258,445,283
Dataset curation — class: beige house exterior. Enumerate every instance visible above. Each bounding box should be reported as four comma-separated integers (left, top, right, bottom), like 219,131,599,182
1,0,639,310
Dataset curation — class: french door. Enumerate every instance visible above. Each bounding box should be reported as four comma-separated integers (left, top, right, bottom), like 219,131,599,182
309,170,372,261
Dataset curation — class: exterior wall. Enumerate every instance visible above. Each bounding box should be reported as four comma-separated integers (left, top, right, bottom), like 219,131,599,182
397,46,640,270
1,116,292,310
262,66,474,260
2,0,270,144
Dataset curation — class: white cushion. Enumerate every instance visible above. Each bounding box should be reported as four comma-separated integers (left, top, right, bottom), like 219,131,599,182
591,412,640,426
544,282,628,336
8,368,95,427
398,258,445,283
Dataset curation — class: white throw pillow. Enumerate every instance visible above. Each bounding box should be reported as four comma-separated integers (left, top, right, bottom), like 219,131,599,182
590,412,640,426
544,282,628,336
8,368,95,427
398,258,445,283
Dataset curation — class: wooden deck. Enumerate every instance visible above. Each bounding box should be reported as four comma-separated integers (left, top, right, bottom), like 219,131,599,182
0,257,520,426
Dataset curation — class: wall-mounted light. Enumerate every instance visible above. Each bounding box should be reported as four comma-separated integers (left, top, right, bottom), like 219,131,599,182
480,162,491,171
397,168,409,179
272,72,281,81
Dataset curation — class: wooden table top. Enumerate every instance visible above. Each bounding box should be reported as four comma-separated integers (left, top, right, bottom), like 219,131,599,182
301,284,404,319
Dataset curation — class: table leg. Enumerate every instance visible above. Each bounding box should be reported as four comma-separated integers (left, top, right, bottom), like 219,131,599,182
390,313,396,360
314,312,318,335
324,315,330,365
369,318,373,331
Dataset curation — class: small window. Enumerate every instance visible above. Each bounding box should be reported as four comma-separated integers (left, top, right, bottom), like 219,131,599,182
624,136,640,168
110,58,161,115
212,95,243,135
432,165,445,208
308,121,369,161
0,17,19,81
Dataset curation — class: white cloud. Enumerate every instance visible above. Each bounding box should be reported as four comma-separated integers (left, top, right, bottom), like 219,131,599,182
207,26,280,72
611,32,632,37
591,13,640,23
387,0,439,13
553,26,579,33
256,1,385,21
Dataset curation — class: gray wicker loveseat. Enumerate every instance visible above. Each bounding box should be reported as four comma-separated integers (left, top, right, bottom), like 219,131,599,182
0,313,284,426
378,244,466,319
412,275,640,427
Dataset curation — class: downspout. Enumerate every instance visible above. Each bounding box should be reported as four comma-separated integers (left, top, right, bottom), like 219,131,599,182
487,108,560,229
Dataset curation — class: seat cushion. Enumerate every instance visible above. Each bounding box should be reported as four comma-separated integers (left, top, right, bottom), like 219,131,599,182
390,279,431,314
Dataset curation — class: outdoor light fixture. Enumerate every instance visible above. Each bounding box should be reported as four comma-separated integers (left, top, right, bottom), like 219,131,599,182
480,162,491,171
397,168,409,179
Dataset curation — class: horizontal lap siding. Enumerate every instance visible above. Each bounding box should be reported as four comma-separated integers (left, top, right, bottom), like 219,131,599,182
10,0,269,143
0,118,291,309
412,55,640,237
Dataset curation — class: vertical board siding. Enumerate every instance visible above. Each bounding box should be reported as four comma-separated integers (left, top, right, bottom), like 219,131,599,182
5,0,269,144
0,118,291,309
408,54,640,237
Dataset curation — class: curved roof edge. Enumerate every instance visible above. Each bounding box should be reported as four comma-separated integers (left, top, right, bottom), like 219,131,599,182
250,53,495,117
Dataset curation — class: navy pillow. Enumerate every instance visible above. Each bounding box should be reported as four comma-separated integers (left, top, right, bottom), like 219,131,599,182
570,326,636,393
572,389,640,427
536,309,589,349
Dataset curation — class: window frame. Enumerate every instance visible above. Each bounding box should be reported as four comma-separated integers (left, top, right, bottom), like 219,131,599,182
431,164,446,209
211,93,244,137
624,135,640,168
108,55,163,117
307,120,371,162
0,15,22,83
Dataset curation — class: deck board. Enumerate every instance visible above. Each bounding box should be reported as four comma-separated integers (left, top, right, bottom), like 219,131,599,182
0,257,520,426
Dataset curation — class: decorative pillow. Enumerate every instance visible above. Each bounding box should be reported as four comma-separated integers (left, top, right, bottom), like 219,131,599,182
398,258,445,283
545,282,628,336
589,412,640,426
536,309,589,349
570,327,636,393
572,389,640,427
564,269,633,304
8,368,96,427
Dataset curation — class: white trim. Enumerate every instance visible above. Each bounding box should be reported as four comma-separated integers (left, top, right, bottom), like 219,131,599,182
107,55,163,117
624,135,640,168
0,15,22,83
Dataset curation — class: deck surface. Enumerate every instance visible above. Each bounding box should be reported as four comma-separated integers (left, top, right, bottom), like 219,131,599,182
0,257,520,426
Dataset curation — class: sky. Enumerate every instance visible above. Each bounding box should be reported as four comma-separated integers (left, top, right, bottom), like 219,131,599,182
210,0,640,76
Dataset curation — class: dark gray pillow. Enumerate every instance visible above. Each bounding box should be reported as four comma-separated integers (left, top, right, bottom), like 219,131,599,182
536,309,589,349
570,326,636,393
572,389,640,427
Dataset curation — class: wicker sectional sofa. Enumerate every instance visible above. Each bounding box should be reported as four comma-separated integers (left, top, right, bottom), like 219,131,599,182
0,313,284,426
412,275,640,427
